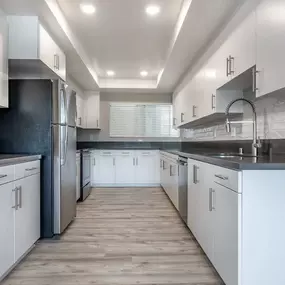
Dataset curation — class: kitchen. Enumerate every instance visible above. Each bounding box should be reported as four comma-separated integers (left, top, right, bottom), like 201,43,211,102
0,0,285,284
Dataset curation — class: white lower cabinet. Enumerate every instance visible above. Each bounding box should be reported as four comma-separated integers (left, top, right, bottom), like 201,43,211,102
91,150,160,186
0,181,15,278
76,153,80,201
213,182,240,285
0,161,41,280
115,152,136,184
160,152,179,210
14,173,40,261
187,158,285,285
187,158,241,285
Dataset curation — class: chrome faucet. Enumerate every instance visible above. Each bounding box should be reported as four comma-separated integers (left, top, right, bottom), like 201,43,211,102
225,98,262,157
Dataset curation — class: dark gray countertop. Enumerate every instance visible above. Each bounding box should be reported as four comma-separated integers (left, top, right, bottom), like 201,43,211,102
163,150,285,170
0,154,42,166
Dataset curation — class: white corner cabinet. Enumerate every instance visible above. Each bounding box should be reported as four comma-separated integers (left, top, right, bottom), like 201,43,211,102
76,92,100,129
187,158,285,285
8,16,66,81
174,0,285,127
0,160,41,281
91,150,160,187
0,11,8,108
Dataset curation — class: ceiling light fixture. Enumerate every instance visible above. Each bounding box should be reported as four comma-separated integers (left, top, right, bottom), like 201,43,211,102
106,70,115,77
140,71,148,77
80,3,96,15
145,5,161,16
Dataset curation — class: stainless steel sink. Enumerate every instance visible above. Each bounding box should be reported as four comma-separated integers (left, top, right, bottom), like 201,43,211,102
209,153,262,159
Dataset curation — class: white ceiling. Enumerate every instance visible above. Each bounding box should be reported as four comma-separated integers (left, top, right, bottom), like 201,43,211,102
57,0,183,80
0,0,247,93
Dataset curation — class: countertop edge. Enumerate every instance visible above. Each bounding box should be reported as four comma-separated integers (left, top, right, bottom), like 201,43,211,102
162,150,285,171
0,155,42,166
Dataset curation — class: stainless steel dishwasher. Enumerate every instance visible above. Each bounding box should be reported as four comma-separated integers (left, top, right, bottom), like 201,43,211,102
177,156,188,224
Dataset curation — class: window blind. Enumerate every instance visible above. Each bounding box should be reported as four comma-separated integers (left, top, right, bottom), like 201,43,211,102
110,103,179,138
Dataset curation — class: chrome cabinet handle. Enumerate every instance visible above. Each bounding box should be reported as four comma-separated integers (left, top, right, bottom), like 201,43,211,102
181,113,184,123
79,117,82,126
136,158,138,165
122,152,130,155
215,174,229,180
12,187,18,210
209,188,215,211
170,165,174,176
113,158,115,166
193,165,198,184
18,186,22,209
0,174,7,179
226,57,230,76
229,55,234,75
211,94,216,110
209,188,213,211
97,119,99,128
173,118,176,126
162,160,165,170
57,54,60,70
25,167,37,171
133,158,136,166
252,67,259,93
93,158,96,166
193,106,197,118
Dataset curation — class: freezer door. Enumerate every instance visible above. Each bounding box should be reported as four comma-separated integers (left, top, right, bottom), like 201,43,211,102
66,87,76,127
53,125,77,234
52,80,67,125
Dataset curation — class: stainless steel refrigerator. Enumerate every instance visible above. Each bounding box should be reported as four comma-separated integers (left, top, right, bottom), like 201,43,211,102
0,79,77,237
52,81,77,234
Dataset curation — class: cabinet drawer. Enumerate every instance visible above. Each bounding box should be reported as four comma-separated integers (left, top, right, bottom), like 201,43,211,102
15,160,40,180
137,150,158,156
212,165,241,193
0,165,15,185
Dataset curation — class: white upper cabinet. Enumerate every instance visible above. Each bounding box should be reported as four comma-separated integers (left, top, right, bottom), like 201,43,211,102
84,92,100,129
76,95,86,128
225,12,256,80
256,0,285,97
8,16,66,81
0,12,8,108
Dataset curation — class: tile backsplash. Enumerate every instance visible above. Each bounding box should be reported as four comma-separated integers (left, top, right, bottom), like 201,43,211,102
182,89,285,141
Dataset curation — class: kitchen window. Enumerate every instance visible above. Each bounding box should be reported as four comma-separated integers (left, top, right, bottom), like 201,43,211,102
109,103,179,138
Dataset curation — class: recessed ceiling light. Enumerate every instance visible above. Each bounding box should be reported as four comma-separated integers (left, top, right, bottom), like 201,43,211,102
80,3,96,15
140,71,148,77
145,5,161,16
106,70,115,76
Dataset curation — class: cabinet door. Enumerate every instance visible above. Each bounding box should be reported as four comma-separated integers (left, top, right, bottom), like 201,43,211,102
0,14,8,108
213,183,240,285
76,157,80,201
135,152,156,184
39,24,57,73
168,163,179,209
256,0,285,97
98,154,115,184
85,92,100,129
230,11,256,78
91,153,100,186
187,159,199,236
115,152,136,184
15,174,40,261
0,182,15,278
55,44,66,81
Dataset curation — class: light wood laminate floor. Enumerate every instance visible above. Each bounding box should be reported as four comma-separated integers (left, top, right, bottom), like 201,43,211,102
2,188,223,285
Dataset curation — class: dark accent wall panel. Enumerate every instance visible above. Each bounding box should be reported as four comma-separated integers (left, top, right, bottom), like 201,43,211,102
0,79,54,238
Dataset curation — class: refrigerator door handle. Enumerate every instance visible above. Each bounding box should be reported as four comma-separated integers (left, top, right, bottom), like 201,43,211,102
63,88,68,166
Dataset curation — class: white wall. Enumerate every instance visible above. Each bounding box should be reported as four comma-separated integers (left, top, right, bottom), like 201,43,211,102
77,92,180,142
